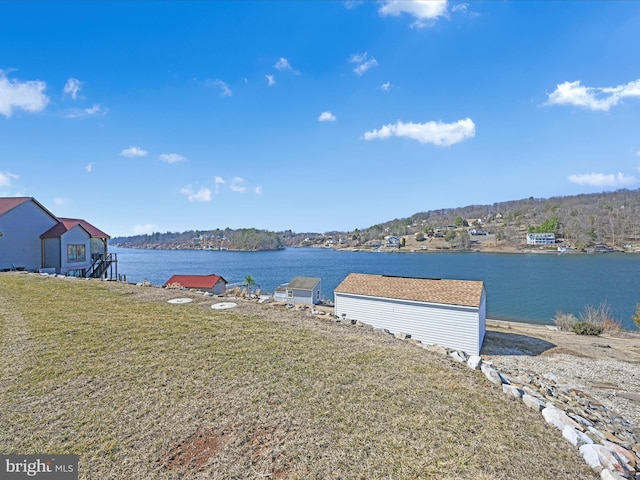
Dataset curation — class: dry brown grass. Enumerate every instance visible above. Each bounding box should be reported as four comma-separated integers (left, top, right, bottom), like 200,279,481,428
0,273,597,479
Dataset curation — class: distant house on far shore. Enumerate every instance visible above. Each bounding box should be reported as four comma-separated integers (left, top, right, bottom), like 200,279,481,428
526,233,555,245
164,274,228,294
384,235,400,248
273,276,321,305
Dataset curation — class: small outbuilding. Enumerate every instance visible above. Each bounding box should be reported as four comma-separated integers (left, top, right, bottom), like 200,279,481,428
334,273,486,355
164,274,228,295
273,276,321,305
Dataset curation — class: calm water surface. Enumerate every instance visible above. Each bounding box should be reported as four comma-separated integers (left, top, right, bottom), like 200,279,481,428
109,246,640,330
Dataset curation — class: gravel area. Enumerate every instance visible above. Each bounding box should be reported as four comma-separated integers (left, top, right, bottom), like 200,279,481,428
482,322,640,428
491,354,640,426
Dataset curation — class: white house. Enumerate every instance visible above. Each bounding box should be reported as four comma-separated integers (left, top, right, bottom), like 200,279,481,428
273,277,322,305
334,273,486,355
384,235,401,248
526,233,555,245
0,197,112,277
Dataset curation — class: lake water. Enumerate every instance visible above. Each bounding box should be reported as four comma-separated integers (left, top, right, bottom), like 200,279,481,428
109,246,640,330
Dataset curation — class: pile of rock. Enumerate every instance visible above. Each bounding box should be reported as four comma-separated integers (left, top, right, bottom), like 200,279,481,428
424,344,640,480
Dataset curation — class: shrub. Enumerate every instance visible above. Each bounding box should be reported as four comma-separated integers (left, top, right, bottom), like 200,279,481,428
553,311,577,331
572,321,603,336
633,304,640,331
579,302,612,327
601,318,622,334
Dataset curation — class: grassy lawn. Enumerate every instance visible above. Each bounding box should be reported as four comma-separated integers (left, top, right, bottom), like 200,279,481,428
0,273,596,479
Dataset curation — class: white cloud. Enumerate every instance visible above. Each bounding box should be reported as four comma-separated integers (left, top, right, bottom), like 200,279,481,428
636,150,640,158
363,118,475,146
255,186,263,194
132,223,158,235
64,103,106,119
451,3,467,13
85,163,93,173
214,176,225,194
159,153,186,164
546,79,640,111
381,81,391,92
349,53,368,64
121,146,148,158
0,71,49,117
275,58,291,71
180,185,212,202
63,77,82,100
209,79,232,97
379,0,448,27
568,172,637,187
53,197,69,206
230,177,247,193
349,52,379,76
0,172,18,187
266,75,276,87
344,0,364,9
318,111,336,122
274,57,299,74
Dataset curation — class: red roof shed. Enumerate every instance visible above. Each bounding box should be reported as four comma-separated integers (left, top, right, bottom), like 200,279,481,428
164,274,228,294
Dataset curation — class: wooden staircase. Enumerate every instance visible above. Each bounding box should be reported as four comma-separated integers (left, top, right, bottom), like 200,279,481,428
85,253,117,279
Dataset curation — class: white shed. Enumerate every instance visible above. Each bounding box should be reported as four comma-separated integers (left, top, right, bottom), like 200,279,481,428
273,277,322,305
334,273,486,355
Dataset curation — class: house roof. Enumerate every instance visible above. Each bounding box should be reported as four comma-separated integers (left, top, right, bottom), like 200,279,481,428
0,197,58,221
334,273,484,308
287,277,321,290
0,197,31,216
164,274,227,289
41,218,110,239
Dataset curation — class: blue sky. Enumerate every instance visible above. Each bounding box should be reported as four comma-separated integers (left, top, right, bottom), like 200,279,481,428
1,1,639,237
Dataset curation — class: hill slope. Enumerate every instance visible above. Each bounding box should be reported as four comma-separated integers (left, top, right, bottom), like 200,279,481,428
0,273,597,479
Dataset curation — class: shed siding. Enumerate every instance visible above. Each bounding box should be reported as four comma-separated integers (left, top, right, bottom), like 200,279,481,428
335,293,482,355
0,201,57,270
212,280,226,295
477,292,487,354
290,289,313,305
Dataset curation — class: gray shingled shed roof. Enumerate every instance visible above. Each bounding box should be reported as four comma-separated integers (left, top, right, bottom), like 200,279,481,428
287,277,321,290
334,273,484,308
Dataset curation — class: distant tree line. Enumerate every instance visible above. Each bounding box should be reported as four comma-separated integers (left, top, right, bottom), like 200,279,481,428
111,228,283,251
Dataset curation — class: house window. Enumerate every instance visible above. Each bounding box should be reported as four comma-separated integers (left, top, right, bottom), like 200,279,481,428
67,269,86,278
67,244,86,263
287,290,293,298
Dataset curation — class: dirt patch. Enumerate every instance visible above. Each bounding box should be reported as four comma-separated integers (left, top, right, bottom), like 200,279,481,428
484,321,640,363
539,346,589,357
162,428,229,471
482,330,556,356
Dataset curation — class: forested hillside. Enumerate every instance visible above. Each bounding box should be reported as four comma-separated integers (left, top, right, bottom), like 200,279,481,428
111,189,640,251
111,228,283,251
357,189,640,250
